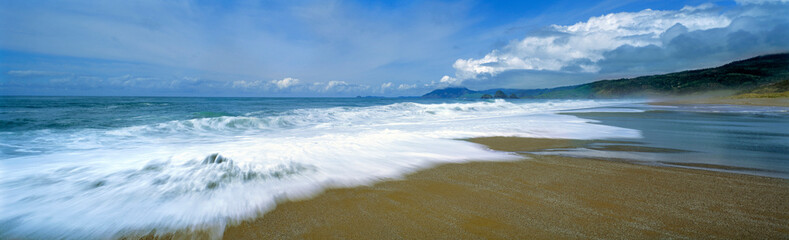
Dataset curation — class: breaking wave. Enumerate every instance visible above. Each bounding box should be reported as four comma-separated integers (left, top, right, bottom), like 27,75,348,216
0,99,640,239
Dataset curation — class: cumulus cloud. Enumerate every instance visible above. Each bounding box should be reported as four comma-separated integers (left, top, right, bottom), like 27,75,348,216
397,83,417,90
303,80,368,93
231,80,266,89
447,2,789,87
2,71,369,96
231,77,300,90
439,75,458,84
380,82,393,90
450,5,731,83
270,77,300,89
326,81,348,90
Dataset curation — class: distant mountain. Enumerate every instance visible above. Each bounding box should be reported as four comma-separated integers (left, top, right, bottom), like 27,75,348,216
421,87,476,98
422,53,789,99
421,87,550,99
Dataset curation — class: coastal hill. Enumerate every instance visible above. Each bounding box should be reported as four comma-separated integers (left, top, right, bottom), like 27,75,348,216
422,53,789,99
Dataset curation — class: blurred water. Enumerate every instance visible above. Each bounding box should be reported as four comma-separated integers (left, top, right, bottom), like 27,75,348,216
1,97,786,238
564,103,789,178
0,96,637,239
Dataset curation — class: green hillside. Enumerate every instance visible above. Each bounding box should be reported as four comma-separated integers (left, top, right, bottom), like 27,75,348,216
731,79,789,99
423,53,789,99
533,53,789,98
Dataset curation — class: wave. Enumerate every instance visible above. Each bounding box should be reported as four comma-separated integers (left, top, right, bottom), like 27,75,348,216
192,111,235,119
110,99,621,135
0,99,640,239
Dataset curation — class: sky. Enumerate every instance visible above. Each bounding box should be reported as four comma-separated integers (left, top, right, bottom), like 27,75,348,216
1,0,788,97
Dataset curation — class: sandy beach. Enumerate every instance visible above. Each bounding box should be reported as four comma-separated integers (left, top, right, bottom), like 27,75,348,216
5,1,789,238
219,137,789,239
652,95,789,107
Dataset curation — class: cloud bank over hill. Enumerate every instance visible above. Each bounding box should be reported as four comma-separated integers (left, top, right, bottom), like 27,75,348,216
442,1,789,89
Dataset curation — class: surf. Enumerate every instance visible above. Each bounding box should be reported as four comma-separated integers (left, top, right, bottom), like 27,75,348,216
0,98,639,239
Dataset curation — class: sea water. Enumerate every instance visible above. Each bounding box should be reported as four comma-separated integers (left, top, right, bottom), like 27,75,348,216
0,96,786,238
0,97,638,238
564,103,789,178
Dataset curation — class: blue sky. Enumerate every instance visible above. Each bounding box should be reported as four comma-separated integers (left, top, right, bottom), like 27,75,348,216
1,0,787,97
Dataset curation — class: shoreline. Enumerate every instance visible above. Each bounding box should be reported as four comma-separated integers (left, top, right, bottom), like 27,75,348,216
650,96,789,107
212,137,789,239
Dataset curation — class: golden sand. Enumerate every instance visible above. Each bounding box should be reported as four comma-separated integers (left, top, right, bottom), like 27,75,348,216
218,137,789,239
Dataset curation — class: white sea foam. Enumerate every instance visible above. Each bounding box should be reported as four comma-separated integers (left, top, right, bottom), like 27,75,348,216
0,99,640,239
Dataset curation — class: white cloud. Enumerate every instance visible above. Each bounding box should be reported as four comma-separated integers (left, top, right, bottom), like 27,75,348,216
231,80,265,89
306,80,369,93
270,77,300,89
325,80,348,90
397,83,417,90
232,77,300,90
381,82,393,89
439,75,459,84
450,5,733,84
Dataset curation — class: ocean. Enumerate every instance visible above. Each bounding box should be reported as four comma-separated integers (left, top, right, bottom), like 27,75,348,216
1,96,787,238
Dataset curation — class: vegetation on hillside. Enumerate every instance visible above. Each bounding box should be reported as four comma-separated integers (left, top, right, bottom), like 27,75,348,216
535,53,789,98
422,53,789,99
731,79,789,99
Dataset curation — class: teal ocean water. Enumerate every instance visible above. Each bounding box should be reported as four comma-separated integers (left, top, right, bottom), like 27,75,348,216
0,96,787,238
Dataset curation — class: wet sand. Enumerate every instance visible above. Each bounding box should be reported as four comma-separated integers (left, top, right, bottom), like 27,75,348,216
220,137,789,239
652,96,789,107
